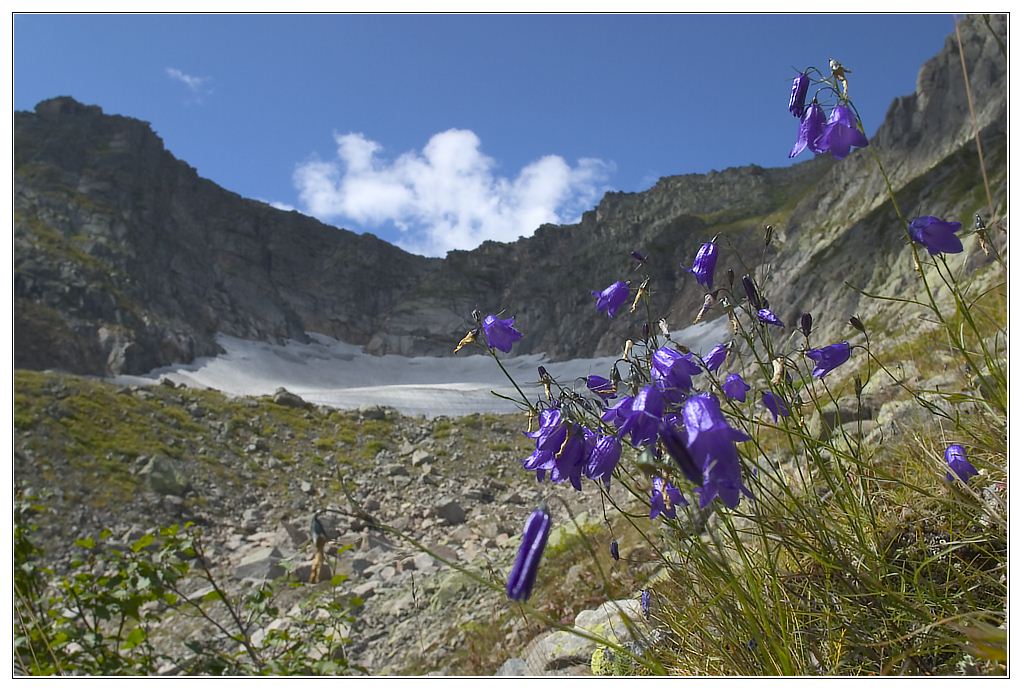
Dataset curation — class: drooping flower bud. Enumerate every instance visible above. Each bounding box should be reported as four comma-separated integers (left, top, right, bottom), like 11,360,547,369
788,72,810,117
610,540,620,561
630,250,648,264
741,274,761,310
506,507,551,601
849,315,867,335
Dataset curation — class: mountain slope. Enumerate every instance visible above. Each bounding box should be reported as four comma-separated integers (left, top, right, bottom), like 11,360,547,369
13,14,1006,375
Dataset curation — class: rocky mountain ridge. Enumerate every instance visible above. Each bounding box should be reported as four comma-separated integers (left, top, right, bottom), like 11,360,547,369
14,14,1006,376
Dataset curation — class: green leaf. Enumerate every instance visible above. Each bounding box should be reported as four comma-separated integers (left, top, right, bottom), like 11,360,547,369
201,590,224,603
122,627,147,650
131,534,155,552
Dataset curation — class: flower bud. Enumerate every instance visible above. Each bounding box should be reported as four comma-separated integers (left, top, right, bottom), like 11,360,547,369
849,315,867,335
506,508,552,601
788,72,810,117
799,312,813,338
741,274,761,310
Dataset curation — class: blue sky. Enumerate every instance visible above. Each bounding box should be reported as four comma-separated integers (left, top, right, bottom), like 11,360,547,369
14,13,956,256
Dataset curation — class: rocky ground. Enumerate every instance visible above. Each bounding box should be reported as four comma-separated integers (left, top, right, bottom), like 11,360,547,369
14,370,660,675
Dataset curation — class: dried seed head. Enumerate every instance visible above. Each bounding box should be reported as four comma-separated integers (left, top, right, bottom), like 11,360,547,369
693,293,714,324
622,339,634,360
771,357,786,385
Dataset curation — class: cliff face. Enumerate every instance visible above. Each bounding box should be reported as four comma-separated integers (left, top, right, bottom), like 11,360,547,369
14,15,1006,376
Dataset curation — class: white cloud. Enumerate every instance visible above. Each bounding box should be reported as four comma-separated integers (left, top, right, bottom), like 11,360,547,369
165,67,212,101
292,129,612,256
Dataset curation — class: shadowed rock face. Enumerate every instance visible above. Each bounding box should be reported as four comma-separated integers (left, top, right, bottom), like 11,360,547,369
14,15,1006,376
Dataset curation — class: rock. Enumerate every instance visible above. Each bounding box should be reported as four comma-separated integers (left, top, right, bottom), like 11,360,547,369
433,499,467,525
495,658,529,676
292,559,332,583
358,405,387,420
411,449,434,466
233,546,286,582
300,480,313,494
139,456,190,497
272,387,310,408
352,581,378,599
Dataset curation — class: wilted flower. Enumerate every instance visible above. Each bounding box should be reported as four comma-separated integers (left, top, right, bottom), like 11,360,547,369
682,393,752,509
482,314,523,353
789,101,827,159
741,274,762,310
586,375,617,400
584,434,622,488
806,341,851,378
722,373,751,402
702,343,729,373
944,444,979,483
506,507,551,601
816,104,869,159
618,385,664,447
757,308,785,327
650,476,687,520
688,242,718,289
909,216,964,255
762,391,790,422
650,347,702,402
659,415,702,485
610,540,620,561
799,312,813,338
592,280,630,318
788,72,810,117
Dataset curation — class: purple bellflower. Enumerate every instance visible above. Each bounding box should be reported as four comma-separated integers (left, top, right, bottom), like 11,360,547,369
640,589,651,617
909,216,964,255
722,373,751,402
618,385,664,447
586,375,618,400
789,101,827,159
762,391,790,422
549,425,592,491
688,242,718,289
584,434,622,488
816,104,869,159
610,540,620,561
944,444,979,484
806,341,851,378
650,476,688,520
757,308,785,327
788,72,811,117
650,346,702,402
522,409,592,489
702,343,729,373
600,395,634,429
592,281,630,318
482,314,523,353
682,393,752,509
506,507,551,601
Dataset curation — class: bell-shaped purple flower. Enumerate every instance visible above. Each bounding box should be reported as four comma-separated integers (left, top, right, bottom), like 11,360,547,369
682,393,752,509
586,375,617,400
909,216,964,255
757,308,785,327
600,395,634,429
506,507,551,601
548,424,592,491
701,343,728,373
482,314,523,353
788,72,810,117
762,391,789,422
650,476,687,520
618,385,664,447
650,347,701,403
816,104,869,160
789,101,827,159
944,444,978,483
806,341,851,378
584,434,622,488
688,242,718,290
722,373,751,402
592,280,630,318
